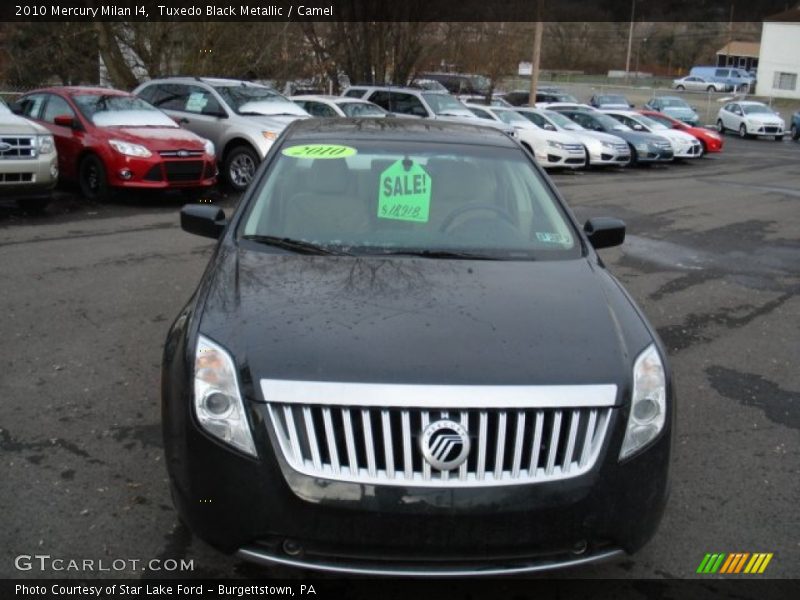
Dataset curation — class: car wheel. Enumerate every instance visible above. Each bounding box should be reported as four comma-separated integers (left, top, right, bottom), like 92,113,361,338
792,124,799,141
224,145,260,192
716,119,725,134
676,85,685,91
706,86,715,92
79,154,111,202
739,124,748,139
628,144,638,165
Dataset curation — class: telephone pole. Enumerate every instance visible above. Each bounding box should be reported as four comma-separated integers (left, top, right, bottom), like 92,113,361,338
529,0,544,102
625,0,636,78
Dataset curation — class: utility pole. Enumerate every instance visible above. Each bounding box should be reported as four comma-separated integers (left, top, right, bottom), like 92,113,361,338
625,0,636,79
529,0,544,103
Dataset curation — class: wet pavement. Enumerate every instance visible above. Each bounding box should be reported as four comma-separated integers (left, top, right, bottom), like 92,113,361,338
1,135,798,580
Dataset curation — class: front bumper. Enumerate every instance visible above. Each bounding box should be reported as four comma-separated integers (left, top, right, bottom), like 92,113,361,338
635,147,674,162
0,154,58,196
108,155,217,190
588,146,631,166
745,124,784,137
164,392,672,574
538,147,587,169
672,140,704,158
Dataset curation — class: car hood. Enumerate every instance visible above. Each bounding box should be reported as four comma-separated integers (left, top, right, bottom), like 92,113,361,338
572,130,627,145
102,126,208,149
197,249,654,392
662,106,697,118
0,113,50,135
601,128,660,144
745,115,783,125
241,113,309,130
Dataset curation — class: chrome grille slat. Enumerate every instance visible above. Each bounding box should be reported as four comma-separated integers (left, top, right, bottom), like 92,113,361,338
302,406,322,470
0,136,37,160
263,381,616,487
341,409,359,475
322,407,340,474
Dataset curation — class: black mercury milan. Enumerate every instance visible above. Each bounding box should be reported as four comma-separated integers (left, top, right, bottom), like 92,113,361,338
162,118,674,576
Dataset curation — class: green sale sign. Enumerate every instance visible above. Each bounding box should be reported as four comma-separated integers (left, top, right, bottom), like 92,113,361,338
377,159,432,223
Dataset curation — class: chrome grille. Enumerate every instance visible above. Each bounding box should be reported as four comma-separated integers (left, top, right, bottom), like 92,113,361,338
613,143,629,153
261,380,615,487
159,149,203,157
563,143,584,153
0,136,36,159
0,172,34,183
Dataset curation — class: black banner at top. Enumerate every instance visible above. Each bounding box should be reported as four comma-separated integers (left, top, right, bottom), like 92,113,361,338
1,0,796,22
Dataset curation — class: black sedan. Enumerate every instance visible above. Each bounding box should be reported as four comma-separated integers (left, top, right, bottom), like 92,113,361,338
162,118,674,576
553,108,674,164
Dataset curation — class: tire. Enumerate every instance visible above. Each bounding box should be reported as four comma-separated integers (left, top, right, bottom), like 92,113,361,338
223,144,260,192
792,124,799,141
706,86,715,92
78,154,111,202
676,85,685,91
716,119,725,134
739,124,748,139
628,144,638,166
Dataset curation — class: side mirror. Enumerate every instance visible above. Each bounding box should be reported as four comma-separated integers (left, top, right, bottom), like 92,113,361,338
544,123,556,131
632,124,644,131
584,217,626,249
54,114,77,128
180,204,226,239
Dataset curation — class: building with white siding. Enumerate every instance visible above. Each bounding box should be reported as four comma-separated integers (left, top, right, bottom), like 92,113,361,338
756,7,800,99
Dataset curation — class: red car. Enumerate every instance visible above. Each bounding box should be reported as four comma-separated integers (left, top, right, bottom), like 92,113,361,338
14,87,216,201
639,109,723,154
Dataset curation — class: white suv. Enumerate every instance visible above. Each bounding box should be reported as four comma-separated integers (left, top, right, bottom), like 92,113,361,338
135,78,309,191
716,101,785,141
0,98,58,210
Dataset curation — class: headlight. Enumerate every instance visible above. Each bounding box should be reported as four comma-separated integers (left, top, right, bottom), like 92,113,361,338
262,130,278,141
109,139,152,158
635,143,649,152
203,139,215,156
37,134,55,155
547,140,565,149
194,335,257,457
620,344,666,460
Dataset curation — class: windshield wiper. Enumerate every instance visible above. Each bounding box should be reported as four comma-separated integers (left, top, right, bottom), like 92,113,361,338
376,249,504,260
239,111,297,117
437,111,471,117
241,235,349,255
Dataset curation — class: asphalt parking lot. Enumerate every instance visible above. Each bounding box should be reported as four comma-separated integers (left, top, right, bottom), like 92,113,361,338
1,135,798,581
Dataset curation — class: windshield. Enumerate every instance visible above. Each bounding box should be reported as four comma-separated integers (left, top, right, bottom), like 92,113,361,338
554,93,578,102
742,104,773,115
598,95,627,104
73,94,176,127
594,113,631,131
214,85,301,116
659,98,690,108
240,141,580,261
543,110,583,130
636,115,667,130
336,101,386,117
422,93,473,116
646,113,675,127
493,109,530,125
469,75,491,94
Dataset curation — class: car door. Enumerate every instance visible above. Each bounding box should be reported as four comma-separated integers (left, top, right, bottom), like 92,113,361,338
726,103,741,129
174,85,227,147
39,93,84,180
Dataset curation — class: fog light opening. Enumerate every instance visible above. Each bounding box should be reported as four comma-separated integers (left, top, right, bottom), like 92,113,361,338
571,540,588,556
282,539,303,557
119,169,133,180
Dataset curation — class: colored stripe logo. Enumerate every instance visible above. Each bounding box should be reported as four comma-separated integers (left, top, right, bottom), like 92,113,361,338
697,553,773,574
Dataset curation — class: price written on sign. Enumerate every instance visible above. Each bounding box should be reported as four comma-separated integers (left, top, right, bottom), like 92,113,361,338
377,159,432,223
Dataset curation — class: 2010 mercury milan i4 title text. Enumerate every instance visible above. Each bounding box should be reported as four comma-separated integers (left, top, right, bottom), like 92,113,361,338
162,119,674,576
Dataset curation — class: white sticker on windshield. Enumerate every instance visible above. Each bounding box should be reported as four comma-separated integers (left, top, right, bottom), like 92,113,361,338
185,92,208,113
536,232,569,244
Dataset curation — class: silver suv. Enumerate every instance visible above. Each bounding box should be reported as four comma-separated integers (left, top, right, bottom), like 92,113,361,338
341,86,516,135
134,78,309,191
0,98,58,210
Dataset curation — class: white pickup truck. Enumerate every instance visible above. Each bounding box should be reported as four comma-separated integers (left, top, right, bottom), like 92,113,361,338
0,98,58,210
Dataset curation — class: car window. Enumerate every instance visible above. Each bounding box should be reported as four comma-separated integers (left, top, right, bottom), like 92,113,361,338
469,106,492,119
305,101,337,118
390,93,428,117
336,101,386,118
181,85,224,116
72,94,178,127
367,91,392,111
18,94,47,119
240,140,580,261
522,111,546,127
344,88,366,98
41,94,76,124
542,110,582,130
147,84,191,111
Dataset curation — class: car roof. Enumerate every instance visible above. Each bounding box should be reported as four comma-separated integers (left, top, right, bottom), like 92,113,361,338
283,118,518,148
28,86,130,96
737,100,767,106
143,77,273,88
